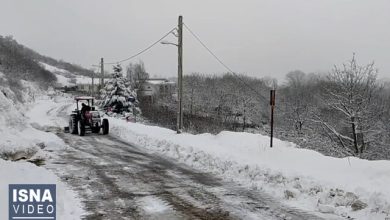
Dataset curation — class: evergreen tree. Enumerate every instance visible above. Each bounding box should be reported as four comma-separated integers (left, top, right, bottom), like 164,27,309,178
100,64,139,114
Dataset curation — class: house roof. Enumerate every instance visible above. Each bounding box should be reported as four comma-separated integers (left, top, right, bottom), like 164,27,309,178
146,78,175,85
75,96,95,100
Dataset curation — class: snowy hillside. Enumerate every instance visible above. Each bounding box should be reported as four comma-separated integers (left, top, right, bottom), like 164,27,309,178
39,62,93,87
110,119,390,220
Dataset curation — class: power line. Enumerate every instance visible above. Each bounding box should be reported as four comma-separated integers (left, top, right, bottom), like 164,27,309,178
104,27,177,65
183,23,269,104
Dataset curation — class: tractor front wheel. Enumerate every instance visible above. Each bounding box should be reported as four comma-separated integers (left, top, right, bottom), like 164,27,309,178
102,119,109,135
78,120,85,136
69,115,78,134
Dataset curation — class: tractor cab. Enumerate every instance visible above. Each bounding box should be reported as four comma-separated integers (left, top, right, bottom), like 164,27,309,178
74,96,95,112
68,96,109,136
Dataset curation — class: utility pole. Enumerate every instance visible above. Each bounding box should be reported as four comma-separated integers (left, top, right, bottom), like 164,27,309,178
177,15,184,134
91,71,94,97
270,89,276,148
100,58,104,88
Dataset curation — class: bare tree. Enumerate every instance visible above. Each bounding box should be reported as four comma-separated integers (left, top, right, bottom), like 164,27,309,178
183,73,203,115
281,70,311,132
126,60,149,89
317,55,380,154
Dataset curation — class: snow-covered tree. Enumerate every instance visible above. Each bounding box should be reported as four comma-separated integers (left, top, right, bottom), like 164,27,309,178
100,64,139,114
314,55,381,155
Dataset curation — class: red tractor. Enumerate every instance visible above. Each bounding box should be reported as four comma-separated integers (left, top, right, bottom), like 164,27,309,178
68,96,109,136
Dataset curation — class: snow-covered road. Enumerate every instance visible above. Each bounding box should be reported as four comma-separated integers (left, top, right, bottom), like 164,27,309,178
45,131,330,220
23,96,343,219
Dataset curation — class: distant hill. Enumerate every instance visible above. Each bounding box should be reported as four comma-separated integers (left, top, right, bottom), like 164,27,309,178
0,35,95,102
19,43,94,77
0,35,93,87
0,35,56,88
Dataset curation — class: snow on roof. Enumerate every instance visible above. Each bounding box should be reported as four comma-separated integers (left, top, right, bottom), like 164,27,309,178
146,79,175,85
75,96,94,100
75,76,93,84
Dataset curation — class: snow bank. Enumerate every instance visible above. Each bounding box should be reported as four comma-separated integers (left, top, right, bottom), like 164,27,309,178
0,86,84,219
0,86,39,156
0,84,64,157
0,159,83,220
110,119,390,220
0,87,25,129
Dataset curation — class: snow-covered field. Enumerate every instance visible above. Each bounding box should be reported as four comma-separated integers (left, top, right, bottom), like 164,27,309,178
0,81,83,219
109,118,390,220
39,62,93,87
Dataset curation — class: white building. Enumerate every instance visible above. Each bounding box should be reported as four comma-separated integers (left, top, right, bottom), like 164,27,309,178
138,78,176,103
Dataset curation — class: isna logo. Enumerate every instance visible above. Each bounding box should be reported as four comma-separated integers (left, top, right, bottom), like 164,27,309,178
9,184,56,220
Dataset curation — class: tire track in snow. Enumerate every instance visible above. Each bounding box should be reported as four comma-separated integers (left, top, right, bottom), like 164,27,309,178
42,130,335,220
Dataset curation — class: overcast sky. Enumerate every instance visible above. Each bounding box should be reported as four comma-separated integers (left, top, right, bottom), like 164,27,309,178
1,0,389,81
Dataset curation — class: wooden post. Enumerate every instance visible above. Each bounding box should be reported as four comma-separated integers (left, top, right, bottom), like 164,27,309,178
177,15,183,134
270,90,276,148
100,58,104,88
91,71,94,97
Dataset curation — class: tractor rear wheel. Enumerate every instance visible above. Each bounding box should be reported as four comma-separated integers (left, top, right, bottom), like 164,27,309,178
102,119,109,135
69,115,78,134
78,120,85,136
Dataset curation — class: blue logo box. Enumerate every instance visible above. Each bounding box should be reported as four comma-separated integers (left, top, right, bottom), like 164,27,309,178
9,184,56,220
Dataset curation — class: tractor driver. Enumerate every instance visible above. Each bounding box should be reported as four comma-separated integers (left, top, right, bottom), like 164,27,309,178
81,103,91,119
